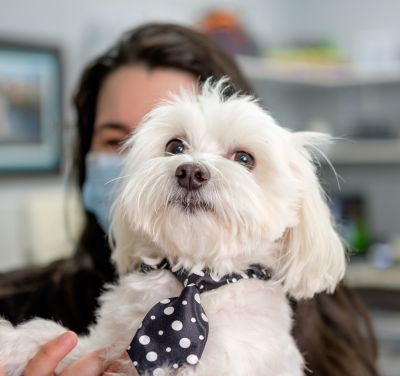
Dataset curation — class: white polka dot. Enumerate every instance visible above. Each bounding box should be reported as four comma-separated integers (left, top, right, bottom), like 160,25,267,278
191,317,196,323
166,347,171,352
199,335,204,340
201,313,208,322
232,278,237,283
179,338,191,348
193,270,205,277
139,335,150,345
187,283,195,287
210,273,220,282
200,285,204,289
127,345,131,350
173,364,179,369
163,306,174,315
182,300,187,305
160,298,170,304
133,361,138,366
187,354,199,365
151,315,156,320
171,320,183,331
153,368,165,376
194,293,200,303
146,352,158,362
158,330,164,335
184,278,188,286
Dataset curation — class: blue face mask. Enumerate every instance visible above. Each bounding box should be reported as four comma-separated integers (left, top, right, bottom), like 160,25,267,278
82,152,125,232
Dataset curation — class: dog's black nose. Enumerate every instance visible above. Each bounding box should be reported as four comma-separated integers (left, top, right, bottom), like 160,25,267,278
175,163,210,191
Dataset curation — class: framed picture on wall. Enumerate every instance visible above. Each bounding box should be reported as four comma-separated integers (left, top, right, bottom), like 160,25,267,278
0,40,62,172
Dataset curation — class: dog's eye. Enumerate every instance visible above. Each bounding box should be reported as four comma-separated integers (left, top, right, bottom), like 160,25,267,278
165,139,186,155
232,151,255,169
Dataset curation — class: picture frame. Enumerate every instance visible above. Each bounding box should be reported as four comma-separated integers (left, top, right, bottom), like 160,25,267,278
0,39,62,172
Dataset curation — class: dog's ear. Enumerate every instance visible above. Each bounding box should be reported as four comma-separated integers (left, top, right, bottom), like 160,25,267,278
276,132,346,299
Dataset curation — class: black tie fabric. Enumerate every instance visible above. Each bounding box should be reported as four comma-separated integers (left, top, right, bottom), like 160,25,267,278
127,260,271,375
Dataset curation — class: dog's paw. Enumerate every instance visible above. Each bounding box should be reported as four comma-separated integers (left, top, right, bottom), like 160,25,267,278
0,317,67,376
0,319,33,376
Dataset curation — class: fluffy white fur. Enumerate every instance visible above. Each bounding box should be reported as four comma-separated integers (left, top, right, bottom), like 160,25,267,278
0,79,345,376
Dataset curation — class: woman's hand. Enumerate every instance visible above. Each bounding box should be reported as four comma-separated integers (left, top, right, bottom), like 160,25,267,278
0,331,130,375
19,331,120,376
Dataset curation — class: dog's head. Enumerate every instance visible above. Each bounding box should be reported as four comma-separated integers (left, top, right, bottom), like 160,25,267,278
111,79,345,299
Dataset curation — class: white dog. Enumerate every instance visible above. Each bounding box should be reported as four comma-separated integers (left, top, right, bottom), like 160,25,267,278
0,79,345,376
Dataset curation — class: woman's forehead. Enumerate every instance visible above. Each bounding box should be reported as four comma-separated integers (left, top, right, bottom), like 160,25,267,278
94,65,198,133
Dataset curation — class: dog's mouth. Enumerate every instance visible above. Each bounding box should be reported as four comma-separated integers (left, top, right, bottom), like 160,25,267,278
169,194,214,213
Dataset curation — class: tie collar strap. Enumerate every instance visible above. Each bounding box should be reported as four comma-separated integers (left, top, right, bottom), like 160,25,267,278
139,258,272,291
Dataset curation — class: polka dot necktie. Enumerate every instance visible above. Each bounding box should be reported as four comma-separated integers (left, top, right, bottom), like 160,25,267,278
127,260,272,375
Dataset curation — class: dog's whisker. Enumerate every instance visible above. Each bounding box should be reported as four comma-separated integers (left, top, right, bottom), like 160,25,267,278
105,174,131,185
308,144,343,191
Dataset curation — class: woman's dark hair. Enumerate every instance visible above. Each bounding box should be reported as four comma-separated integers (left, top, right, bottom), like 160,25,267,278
74,22,254,190
73,23,379,376
293,283,379,375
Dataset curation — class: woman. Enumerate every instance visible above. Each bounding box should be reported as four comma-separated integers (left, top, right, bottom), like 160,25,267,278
0,23,379,375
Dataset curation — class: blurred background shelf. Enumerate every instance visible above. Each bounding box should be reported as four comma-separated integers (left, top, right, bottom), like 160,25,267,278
323,140,400,164
346,262,400,290
238,55,400,87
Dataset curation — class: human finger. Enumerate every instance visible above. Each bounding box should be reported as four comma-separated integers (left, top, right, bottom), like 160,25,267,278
24,331,77,376
105,351,131,373
59,348,106,376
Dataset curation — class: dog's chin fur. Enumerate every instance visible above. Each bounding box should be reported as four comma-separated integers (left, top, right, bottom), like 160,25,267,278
0,79,346,376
